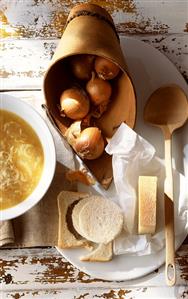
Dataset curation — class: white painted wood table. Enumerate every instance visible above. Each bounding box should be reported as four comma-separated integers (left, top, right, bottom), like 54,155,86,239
0,1,188,298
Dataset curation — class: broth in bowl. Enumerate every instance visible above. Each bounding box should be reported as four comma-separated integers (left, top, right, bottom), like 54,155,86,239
0,110,44,210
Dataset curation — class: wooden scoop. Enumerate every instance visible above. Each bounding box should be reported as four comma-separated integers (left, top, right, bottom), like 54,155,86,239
144,84,188,286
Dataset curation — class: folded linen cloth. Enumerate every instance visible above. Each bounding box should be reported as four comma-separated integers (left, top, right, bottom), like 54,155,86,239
0,221,14,246
0,164,76,248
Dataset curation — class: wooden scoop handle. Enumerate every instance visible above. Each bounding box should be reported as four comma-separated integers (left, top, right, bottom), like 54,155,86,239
164,135,176,286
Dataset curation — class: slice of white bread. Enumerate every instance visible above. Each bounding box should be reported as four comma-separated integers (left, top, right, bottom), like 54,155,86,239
79,196,123,244
80,242,113,262
138,176,157,234
72,195,105,237
72,197,91,236
57,191,91,248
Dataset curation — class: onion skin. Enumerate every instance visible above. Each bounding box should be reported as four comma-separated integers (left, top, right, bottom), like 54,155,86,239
60,87,90,120
70,54,95,81
91,100,109,118
74,127,104,160
94,56,120,80
86,73,112,106
65,121,81,147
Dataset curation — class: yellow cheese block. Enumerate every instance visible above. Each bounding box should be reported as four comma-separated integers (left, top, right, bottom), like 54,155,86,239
138,176,157,234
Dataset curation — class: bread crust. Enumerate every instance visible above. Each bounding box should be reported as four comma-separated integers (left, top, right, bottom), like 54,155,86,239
80,242,113,262
57,191,91,248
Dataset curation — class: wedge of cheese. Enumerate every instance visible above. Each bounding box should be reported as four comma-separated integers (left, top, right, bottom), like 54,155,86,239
138,176,157,234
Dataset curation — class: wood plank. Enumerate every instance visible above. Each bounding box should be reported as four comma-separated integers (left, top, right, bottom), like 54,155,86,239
1,35,188,90
0,245,188,290
0,39,57,90
2,286,188,299
0,0,188,38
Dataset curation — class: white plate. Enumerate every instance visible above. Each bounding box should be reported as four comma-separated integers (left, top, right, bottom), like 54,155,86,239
57,37,188,281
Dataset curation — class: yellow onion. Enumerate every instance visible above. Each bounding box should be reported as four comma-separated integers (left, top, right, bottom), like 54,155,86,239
94,56,120,80
60,87,90,120
86,72,112,106
70,54,95,80
74,127,104,160
65,121,81,148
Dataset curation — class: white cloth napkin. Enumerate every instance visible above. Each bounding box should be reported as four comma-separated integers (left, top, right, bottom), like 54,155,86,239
105,123,188,256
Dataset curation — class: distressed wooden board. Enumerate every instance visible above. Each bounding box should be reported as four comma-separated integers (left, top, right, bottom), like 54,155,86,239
0,39,56,90
2,286,188,299
0,0,188,38
0,246,188,298
0,245,188,290
1,35,188,90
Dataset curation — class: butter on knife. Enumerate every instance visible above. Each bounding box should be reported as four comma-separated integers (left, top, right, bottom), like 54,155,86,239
138,176,158,235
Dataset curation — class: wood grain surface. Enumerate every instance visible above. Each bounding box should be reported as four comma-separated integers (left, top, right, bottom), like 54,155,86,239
1,246,188,298
1,35,188,90
0,0,188,38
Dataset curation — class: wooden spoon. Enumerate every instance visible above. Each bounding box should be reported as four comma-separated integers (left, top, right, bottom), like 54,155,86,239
144,84,188,286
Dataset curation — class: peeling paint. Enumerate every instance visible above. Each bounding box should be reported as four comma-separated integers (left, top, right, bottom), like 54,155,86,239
176,252,188,281
22,255,104,284
0,246,188,298
8,290,61,298
0,259,15,284
90,0,137,14
75,293,90,299
10,294,25,299
0,252,106,285
0,0,187,38
95,289,132,299
4,273,13,284
117,19,169,35
1,36,188,87
95,290,117,298
0,10,19,38
181,289,188,299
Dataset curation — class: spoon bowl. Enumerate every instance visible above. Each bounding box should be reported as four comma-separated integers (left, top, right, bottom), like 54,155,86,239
144,84,188,286
144,85,188,130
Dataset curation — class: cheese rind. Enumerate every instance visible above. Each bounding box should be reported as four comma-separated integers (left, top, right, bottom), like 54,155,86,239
138,176,157,234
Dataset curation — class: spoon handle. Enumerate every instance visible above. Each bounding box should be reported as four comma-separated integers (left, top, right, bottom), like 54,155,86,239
164,136,176,286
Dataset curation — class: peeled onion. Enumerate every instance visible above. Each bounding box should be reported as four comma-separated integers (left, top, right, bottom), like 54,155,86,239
60,87,90,120
74,127,104,160
70,54,95,80
94,56,120,80
86,72,112,106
